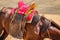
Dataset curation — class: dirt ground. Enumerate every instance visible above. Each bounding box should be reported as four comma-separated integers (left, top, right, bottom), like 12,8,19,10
0,0,60,40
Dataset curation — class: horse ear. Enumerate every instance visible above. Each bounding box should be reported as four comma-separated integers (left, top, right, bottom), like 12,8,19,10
25,3,35,16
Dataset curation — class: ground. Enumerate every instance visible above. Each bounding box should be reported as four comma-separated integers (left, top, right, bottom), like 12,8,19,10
0,0,60,40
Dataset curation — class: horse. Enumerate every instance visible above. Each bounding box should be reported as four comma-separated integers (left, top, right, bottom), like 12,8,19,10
0,6,60,40
0,7,27,40
23,12,60,40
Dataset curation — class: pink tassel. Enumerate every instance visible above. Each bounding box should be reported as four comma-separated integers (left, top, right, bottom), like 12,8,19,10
18,1,28,14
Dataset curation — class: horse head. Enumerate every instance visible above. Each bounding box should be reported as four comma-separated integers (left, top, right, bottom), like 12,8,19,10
0,7,27,39
0,3,36,39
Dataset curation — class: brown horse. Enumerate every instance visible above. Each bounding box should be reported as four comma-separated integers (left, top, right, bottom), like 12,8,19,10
23,13,60,40
0,7,27,40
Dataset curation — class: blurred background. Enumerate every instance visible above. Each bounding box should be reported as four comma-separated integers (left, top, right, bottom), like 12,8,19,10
0,0,60,14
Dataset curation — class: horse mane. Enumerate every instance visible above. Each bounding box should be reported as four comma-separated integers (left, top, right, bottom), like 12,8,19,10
31,13,51,34
40,16,51,33
31,13,40,26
